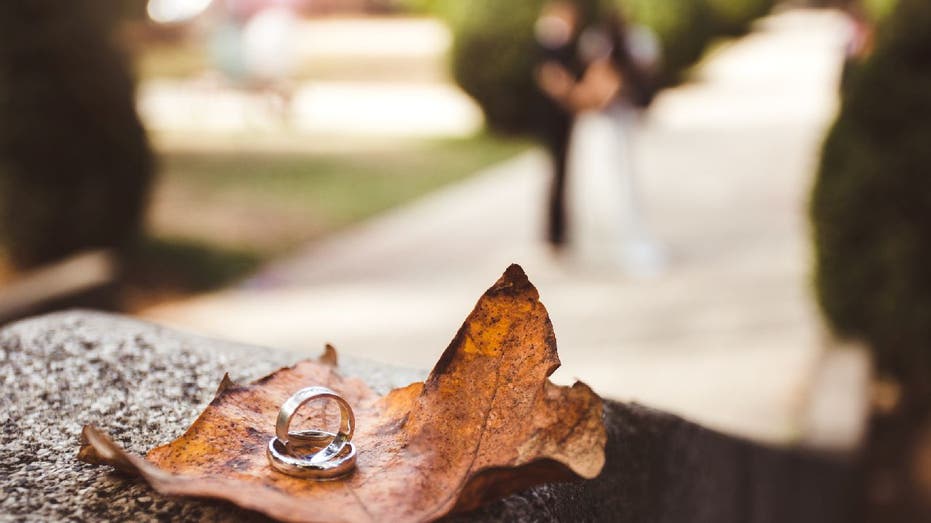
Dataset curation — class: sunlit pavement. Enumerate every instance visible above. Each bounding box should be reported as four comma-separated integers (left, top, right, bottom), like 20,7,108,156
142,10,869,448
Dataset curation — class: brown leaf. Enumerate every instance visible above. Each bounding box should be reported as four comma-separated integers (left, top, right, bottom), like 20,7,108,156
79,264,606,522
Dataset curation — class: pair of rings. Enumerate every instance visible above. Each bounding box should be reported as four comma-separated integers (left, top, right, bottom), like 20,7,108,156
266,386,358,479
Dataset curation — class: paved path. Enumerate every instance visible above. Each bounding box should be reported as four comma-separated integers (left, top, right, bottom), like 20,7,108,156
143,10,867,447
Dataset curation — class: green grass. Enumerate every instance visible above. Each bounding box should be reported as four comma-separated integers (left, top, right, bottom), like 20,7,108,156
155,134,528,240
137,134,529,297
167,139,522,225
134,39,444,83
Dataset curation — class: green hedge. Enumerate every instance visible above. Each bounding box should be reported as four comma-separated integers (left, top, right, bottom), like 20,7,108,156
811,0,931,385
449,0,545,134
0,1,153,269
704,0,775,35
623,0,775,82
622,0,716,85
862,0,898,21
446,0,774,132
448,0,603,134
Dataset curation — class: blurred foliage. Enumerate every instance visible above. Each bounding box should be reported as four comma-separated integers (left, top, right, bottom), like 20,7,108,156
704,0,775,35
616,0,776,81
398,0,459,18
441,0,604,133
0,0,153,269
809,0,897,21
434,0,774,133
622,0,716,85
811,0,931,386
448,0,545,134
862,0,898,20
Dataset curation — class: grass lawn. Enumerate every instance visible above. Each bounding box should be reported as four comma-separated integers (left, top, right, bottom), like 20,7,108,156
135,39,444,84
127,134,529,306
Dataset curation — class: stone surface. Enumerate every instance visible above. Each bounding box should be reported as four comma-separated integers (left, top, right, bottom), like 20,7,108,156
1,311,857,522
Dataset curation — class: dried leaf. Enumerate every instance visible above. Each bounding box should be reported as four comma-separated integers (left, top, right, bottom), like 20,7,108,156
79,264,606,522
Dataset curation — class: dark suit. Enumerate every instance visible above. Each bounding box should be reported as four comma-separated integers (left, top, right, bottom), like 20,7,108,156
534,36,583,247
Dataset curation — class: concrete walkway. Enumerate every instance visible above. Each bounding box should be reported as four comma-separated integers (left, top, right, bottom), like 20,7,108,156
142,10,868,447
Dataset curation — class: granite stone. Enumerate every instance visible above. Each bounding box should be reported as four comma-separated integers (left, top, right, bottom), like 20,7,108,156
1,311,858,522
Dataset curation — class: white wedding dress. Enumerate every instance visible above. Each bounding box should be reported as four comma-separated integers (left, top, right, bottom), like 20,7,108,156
565,103,665,275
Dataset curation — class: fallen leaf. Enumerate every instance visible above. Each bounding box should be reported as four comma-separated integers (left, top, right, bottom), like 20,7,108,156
79,264,606,522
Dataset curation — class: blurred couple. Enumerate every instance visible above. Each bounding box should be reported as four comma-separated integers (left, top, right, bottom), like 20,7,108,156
534,0,665,276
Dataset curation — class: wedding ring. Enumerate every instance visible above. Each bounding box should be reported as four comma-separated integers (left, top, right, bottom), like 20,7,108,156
268,386,357,479
276,386,355,462
285,429,335,450
267,432,357,479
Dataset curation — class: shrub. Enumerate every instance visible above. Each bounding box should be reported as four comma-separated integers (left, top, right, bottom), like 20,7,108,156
704,0,774,36
447,0,602,133
623,0,774,82
447,0,774,132
448,0,545,134
862,0,898,21
811,0,931,387
622,0,717,85
0,1,154,269
448,0,702,132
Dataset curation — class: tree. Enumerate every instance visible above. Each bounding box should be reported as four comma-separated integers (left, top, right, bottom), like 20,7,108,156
0,0,154,269
811,0,931,392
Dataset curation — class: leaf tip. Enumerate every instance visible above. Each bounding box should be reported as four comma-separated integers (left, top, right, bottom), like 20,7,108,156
77,425,127,469
502,263,530,285
215,373,235,395
504,263,527,278
489,264,538,300
320,343,339,366
77,425,99,463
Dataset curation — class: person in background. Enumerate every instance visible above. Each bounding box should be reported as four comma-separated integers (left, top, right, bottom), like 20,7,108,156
566,8,665,275
533,1,586,251
534,2,664,273
202,0,301,119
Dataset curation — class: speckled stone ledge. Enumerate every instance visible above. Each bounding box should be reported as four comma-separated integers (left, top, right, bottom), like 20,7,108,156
1,311,858,522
